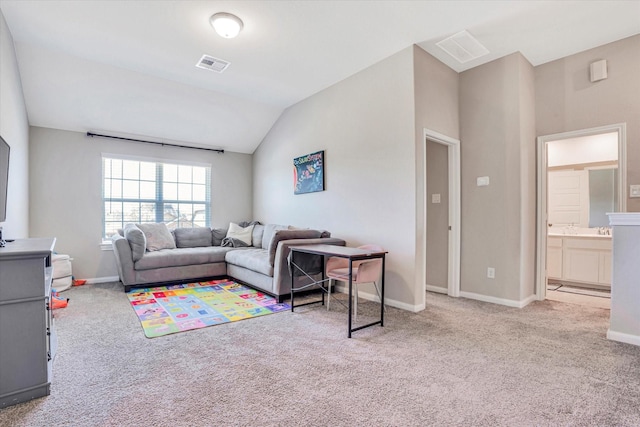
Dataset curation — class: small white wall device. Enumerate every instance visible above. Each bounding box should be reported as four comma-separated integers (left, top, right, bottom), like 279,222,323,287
590,59,607,82
476,176,490,186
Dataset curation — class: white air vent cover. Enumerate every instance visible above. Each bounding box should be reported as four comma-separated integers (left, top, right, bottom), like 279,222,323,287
196,54,230,73
436,30,489,64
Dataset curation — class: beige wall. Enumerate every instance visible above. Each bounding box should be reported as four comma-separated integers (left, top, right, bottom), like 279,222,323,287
518,54,537,300
459,53,536,304
413,45,460,298
413,46,460,139
29,126,253,280
253,46,460,310
0,10,29,237
536,34,640,212
254,47,419,308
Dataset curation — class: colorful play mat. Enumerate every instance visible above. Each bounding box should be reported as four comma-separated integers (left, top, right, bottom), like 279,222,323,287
127,279,290,338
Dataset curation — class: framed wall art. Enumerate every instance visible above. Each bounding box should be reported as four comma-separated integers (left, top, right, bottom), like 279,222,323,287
293,150,324,195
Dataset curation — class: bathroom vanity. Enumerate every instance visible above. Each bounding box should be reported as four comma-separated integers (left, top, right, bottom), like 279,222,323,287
547,232,612,288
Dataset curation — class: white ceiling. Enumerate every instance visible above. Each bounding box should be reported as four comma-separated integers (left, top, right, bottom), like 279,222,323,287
1,0,639,154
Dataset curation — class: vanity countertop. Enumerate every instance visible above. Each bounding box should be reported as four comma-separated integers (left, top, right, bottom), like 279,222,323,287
548,232,612,239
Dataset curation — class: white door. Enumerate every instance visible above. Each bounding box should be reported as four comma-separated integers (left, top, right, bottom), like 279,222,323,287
548,170,589,228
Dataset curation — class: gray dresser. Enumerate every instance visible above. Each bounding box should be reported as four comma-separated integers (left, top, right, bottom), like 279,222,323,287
0,238,56,408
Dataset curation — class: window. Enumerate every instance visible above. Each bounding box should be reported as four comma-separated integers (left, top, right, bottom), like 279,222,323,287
102,155,211,239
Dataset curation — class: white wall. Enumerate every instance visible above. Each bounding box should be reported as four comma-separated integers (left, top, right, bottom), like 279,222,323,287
253,47,419,308
29,126,253,281
0,10,29,237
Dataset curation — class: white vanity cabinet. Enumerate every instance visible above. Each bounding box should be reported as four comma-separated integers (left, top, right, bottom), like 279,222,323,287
548,235,612,287
547,236,563,280
547,235,612,287
563,237,612,286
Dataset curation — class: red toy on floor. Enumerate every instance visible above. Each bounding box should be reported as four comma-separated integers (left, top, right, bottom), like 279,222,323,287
51,289,69,309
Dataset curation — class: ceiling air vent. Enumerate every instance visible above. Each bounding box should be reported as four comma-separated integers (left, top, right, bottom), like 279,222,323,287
436,30,489,64
196,54,230,73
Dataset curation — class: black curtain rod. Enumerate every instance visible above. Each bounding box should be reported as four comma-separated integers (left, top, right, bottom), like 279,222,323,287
86,132,224,154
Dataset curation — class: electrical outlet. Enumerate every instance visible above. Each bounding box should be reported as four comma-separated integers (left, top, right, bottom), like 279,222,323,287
487,267,495,279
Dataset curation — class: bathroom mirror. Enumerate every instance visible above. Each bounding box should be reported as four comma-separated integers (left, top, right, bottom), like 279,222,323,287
588,168,618,227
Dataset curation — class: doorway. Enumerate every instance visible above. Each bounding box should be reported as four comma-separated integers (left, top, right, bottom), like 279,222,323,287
535,123,627,302
423,129,460,302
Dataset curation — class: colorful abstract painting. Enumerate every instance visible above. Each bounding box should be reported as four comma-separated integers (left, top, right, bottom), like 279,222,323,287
293,150,324,194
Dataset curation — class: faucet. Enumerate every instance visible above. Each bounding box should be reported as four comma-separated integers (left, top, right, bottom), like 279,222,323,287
597,227,611,235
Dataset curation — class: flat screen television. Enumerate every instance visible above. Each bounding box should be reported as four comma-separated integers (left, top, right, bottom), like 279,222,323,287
0,136,9,223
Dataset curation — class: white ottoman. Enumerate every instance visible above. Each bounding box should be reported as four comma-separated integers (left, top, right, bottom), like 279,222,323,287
52,254,73,291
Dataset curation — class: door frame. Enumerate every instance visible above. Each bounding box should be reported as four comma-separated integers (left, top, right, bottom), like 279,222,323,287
535,123,627,300
423,128,461,300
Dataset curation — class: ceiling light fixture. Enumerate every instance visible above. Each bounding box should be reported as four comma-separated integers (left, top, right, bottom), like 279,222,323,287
210,12,243,39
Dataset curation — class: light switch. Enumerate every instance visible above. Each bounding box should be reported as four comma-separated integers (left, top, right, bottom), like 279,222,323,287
631,184,640,198
476,176,490,186
432,194,441,204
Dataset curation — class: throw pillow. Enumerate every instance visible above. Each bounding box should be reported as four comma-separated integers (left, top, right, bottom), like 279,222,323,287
174,227,212,248
226,222,255,246
261,224,287,249
137,223,176,251
124,223,146,262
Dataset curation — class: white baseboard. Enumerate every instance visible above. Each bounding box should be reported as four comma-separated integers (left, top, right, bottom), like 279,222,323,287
459,291,536,308
607,329,640,347
84,276,120,285
426,285,447,294
333,284,422,312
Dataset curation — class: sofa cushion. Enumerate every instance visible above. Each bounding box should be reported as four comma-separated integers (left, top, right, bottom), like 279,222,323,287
134,247,232,271
137,223,176,251
212,228,227,246
174,227,212,248
261,224,287,249
287,226,330,237
252,224,264,248
268,229,322,266
124,223,146,262
225,248,273,277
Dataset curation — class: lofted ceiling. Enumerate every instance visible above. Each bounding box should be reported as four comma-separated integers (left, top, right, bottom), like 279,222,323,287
1,0,639,154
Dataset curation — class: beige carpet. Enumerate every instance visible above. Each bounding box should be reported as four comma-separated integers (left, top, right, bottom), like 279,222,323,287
546,283,611,310
1,282,639,426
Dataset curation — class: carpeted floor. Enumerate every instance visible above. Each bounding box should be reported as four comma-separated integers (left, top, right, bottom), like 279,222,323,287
546,284,611,310
1,282,639,426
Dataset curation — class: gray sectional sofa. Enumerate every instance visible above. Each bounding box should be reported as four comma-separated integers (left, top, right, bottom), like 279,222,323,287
111,222,345,302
